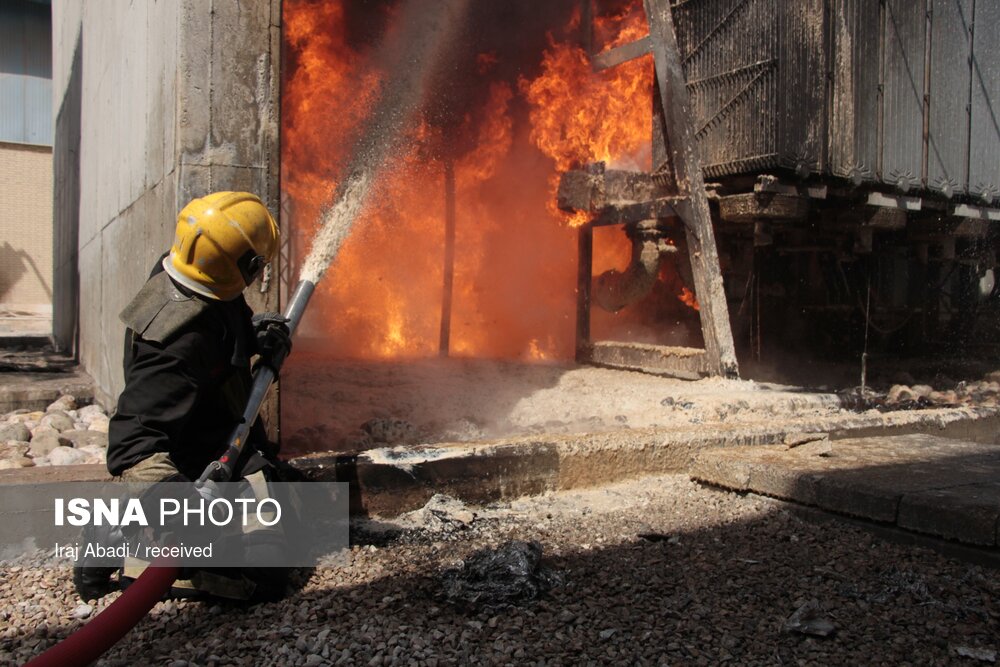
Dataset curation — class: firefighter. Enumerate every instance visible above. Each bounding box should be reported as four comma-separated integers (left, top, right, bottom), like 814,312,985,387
74,191,293,602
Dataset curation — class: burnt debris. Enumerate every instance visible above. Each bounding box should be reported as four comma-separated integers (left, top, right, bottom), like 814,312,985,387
438,540,562,611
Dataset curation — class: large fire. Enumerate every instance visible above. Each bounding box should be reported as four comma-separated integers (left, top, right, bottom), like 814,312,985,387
281,0,691,366
520,5,653,209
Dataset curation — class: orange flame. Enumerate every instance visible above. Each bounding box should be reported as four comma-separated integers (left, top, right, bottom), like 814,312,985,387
679,287,700,311
282,0,656,363
519,8,652,228
519,32,652,173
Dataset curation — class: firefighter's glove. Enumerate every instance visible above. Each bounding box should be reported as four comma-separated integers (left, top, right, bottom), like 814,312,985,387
139,476,223,578
140,475,221,541
252,312,292,372
195,479,223,504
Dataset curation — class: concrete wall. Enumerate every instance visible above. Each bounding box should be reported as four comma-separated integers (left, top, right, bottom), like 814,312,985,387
52,0,282,409
51,3,81,352
0,141,53,314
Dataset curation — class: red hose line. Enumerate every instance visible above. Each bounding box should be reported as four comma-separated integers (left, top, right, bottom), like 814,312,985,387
24,565,180,667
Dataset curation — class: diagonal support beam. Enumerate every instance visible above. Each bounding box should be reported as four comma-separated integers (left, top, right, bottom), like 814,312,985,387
643,0,738,378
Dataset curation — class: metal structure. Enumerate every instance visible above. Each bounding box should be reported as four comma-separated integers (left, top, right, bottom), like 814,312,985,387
564,0,740,379
565,0,1000,372
667,0,1000,202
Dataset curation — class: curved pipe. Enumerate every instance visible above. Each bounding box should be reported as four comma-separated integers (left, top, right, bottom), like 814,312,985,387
24,564,181,667
593,220,676,313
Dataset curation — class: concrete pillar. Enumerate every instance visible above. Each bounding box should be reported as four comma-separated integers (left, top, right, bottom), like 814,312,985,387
51,0,281,413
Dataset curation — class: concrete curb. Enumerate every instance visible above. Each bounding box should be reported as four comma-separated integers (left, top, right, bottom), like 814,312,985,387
290,406,1000,516
691,430,1000,547
1,405,997,524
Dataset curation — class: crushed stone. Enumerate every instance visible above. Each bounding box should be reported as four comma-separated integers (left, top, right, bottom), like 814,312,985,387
2,474,998,665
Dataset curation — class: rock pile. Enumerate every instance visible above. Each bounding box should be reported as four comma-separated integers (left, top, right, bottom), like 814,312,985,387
0,395,109,469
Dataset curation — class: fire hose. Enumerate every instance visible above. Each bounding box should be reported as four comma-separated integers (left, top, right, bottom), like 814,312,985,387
24,280,317,667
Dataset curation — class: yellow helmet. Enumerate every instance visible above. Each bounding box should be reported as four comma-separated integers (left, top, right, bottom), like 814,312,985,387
163,192,279,301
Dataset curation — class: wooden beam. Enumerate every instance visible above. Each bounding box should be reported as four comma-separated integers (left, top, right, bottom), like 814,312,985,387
643,0,739,378
584,341,708,380
953,203,1000,221
592,35,652,71
438,158,456,356
718,193,809,223
558,165,677,211
867,191,922,211
557,165,682,226
576,224,593,361
590,198,681,227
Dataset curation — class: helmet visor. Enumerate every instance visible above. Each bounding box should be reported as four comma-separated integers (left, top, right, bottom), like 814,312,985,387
237,249,267,286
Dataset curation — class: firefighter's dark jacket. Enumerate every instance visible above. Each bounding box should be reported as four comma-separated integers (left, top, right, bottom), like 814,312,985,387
107,262,270,479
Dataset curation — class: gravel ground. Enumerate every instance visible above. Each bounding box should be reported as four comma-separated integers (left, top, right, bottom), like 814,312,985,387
3,474,999,666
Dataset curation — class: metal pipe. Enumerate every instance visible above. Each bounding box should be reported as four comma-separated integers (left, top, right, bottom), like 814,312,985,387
284,279,316,336
593,221,676,313
576,224,593,361
198,279,316,484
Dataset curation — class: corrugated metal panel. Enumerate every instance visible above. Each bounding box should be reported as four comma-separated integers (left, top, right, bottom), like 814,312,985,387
668,0,984,194
0,0,53,145
672,0,780,178
829,0,881,182
930,0,974,195
928,0,973,197
969,0,1000,203
881,0,926,192
778,0,826,175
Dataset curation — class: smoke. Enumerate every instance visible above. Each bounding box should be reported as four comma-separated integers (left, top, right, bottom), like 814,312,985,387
300,0,471,284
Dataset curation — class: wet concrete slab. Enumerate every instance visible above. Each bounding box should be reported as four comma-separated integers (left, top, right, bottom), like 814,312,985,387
692,433,1000,547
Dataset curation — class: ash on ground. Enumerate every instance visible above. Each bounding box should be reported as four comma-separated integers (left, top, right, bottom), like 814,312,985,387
282,357,846,453
282,357,1000,455
354,494,483,546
